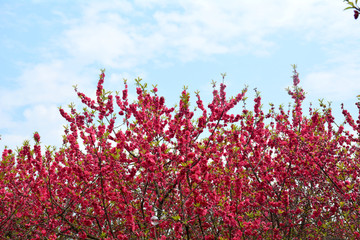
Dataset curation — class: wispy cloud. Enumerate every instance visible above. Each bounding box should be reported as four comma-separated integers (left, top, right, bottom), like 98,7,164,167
56,0,355,66
303,64,360,101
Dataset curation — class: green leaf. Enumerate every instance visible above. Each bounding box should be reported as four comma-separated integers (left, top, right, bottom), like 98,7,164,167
100,232,107,238
172,215,181,221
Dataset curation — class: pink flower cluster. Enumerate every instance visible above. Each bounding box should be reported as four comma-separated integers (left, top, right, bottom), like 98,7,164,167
1,68,359,239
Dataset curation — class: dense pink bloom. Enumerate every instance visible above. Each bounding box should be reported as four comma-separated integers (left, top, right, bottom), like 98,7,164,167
1,68,359,239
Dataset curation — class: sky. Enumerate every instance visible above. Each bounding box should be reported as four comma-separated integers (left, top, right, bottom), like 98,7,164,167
1,0,360,151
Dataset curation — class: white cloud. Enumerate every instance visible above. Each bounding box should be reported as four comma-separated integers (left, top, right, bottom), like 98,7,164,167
20,0,347,72
302,35,360,102
0,59,100,151
0,60,86,108
303,65,360,101
0,104,67,151
57,0,359,65
63,23,137,67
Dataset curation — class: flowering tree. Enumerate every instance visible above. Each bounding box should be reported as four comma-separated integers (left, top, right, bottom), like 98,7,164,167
0,66,359,239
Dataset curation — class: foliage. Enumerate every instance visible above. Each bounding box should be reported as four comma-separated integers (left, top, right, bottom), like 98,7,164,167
1,67,360,239
344,0,360,19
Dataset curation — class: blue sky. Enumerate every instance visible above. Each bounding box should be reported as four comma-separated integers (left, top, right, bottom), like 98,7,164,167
1,0,360,151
